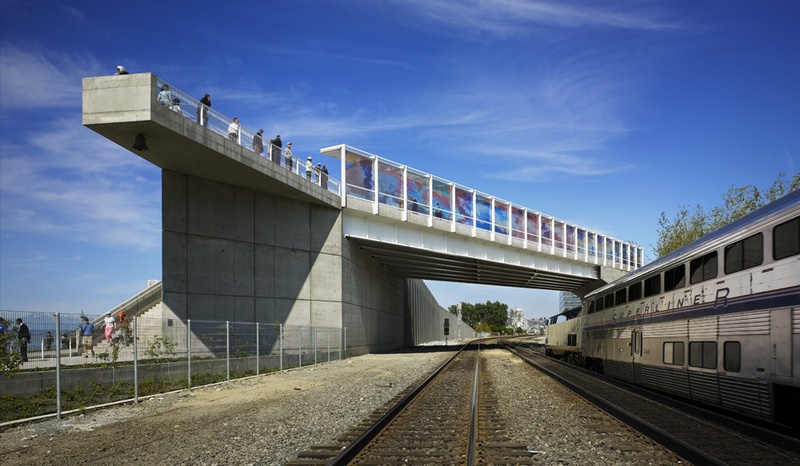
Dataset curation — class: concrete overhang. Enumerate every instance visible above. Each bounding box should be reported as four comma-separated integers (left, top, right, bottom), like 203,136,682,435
82,73,340,208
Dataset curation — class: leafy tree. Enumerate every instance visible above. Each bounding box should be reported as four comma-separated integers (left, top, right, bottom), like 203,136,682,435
656,172,799,257
448,300,508,329
1,326,23,378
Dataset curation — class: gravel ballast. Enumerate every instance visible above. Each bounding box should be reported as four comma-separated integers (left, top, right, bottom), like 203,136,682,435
2,346,687,465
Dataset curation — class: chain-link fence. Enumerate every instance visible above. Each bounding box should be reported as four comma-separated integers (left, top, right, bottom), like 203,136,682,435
0,312,345,425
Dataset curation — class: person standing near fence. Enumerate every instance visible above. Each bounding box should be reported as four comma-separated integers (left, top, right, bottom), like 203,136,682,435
196,93,211,127
227,117,240,142
103,312,117,344
321,164,329,190
157,84,172,107
253,129,264,156
80,317,95,357
16,318,31,362
306,156,313,181
269,135,282,165
44,331,54,351
119,311,131,345
284,142,294,171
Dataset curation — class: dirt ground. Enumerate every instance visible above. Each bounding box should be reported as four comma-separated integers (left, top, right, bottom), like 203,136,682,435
0,350,454,465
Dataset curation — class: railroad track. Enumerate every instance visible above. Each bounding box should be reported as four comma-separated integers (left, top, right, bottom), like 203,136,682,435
288,342,533,465
502,340,800,466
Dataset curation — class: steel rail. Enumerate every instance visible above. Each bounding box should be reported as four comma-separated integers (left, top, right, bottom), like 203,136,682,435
500,341,723,466
326,342,475,465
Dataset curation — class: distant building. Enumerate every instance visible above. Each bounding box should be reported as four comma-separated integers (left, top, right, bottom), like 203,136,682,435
508,307,526,331
559,291,581,313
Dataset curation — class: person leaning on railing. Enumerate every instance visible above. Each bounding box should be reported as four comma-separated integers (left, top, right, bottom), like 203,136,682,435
253,129,264,156
228,117,240,142
196,93,211,127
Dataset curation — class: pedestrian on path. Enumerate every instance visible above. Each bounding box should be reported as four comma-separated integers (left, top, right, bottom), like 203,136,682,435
80,317,95,357
103,312,117,344
16,318,31,362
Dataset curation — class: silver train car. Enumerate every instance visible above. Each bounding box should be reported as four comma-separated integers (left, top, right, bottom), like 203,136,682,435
546,189,800,427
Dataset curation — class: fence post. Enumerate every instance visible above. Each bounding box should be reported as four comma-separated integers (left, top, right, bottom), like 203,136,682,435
55,313,62,419
314,325,317,366
133,315,139,404
342,327,347,360
299,326,303,368
256,322,260,376
279,323,283,372
226,321,231,382
187,319,192,389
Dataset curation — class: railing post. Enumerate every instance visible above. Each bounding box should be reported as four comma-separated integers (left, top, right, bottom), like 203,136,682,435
133,315,139,404
55,313,62,419
490,197,496,242
314,325,318,366
428,174,433,227
279,323,283,372
507,203,512,245
523,208,528,249
226,321,230,382
471,190,477,237
373,156,379,215
340,146,347,207
187,319,192,389
450,183,456,233
256,322,260,376
327,327,331,363
537,213,542,253
299,326,303,368
402,166,408,221
550,217,555,255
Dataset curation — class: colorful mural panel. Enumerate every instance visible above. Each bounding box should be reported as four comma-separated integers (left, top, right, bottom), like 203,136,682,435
511,206,525,239
345,151,373,200
494,201,509,234
406,171,429,214
455,187,473,225
475,194,492,231
432,179,452,220
526,212,540,243
377,161,403,207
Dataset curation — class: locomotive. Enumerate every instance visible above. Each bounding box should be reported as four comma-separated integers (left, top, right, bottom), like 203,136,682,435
546,189,800,427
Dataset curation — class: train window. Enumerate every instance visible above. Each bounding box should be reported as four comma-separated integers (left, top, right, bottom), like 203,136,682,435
724,233,763,274
588,301,596,314
628,282,642,301
664,264,686,292
663,342,684,365
604,294,614,308
644,275,661,297
689,341,717,369
596,298,604,312
774,217,800,260
723,341,741,372
690,251,718,284
567,334,577,346
615,288,627,305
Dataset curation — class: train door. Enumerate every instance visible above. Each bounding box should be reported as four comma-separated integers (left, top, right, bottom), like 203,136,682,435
631,328,643,383
771,308,792,377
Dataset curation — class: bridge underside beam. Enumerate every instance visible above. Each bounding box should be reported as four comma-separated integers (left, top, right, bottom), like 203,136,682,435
348,236,595,291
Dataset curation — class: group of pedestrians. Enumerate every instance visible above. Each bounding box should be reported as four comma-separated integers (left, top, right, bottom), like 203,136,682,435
115,66,332,190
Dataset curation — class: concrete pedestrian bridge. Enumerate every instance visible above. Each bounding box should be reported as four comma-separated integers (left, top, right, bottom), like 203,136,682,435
82,73,642,354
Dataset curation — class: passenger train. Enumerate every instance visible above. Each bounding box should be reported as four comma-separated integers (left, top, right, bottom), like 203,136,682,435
545,189,800,427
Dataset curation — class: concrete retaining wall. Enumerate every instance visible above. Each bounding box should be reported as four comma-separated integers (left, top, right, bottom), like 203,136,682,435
161,171,408,356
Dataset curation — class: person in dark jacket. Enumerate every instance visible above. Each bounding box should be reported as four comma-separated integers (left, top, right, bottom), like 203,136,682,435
269,135,282,165
16,318,31,362
253,129,264,156
196,93,211,127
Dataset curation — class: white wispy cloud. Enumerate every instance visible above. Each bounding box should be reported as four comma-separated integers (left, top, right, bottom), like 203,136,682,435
395,0,682,36
0,118,161,252
0,43,104,110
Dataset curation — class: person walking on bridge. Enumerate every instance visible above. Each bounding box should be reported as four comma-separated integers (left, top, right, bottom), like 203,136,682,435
196,93,211,127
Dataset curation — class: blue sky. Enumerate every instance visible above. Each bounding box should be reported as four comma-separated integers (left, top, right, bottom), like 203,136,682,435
1,1,798,320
